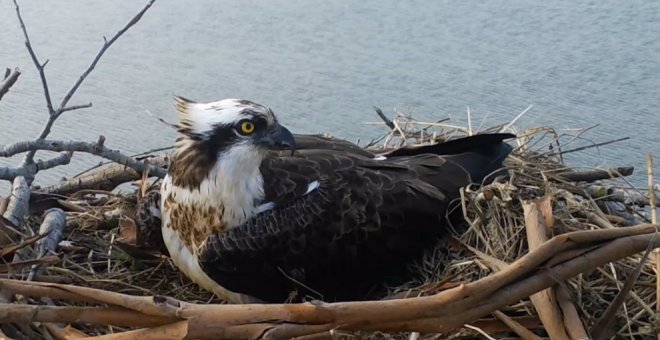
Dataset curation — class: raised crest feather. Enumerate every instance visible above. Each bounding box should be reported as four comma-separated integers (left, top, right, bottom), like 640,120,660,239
174,95,195,115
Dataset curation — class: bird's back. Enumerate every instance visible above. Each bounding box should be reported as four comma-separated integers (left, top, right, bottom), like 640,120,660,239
198,133,514,302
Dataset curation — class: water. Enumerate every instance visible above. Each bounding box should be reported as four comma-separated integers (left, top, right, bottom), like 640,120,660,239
1,0,659,193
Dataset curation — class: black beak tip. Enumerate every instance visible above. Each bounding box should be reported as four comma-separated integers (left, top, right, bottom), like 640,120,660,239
282,133,296,156
273,124,296,155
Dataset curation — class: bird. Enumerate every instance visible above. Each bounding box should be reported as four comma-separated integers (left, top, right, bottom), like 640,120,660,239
160,96,515,304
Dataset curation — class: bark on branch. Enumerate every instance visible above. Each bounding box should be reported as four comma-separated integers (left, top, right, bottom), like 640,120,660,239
0,152,74,181
36,154,168,196
0,139,166,178
2,177,30,227
27,208,66,280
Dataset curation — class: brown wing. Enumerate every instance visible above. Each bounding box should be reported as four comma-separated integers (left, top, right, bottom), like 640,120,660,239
199,134,513,302
200,151,447,302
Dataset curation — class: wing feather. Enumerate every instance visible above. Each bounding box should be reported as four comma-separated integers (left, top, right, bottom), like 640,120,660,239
199,134,512,302
199,151,449,302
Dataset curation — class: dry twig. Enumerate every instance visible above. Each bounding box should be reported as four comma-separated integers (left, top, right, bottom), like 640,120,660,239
0,67,21,101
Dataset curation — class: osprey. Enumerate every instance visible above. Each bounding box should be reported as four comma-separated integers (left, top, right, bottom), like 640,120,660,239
161,96,514,303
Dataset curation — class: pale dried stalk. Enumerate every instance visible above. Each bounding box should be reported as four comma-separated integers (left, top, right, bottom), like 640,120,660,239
463,324,495,340
43,323,88,339
556,285,590,339
492,311,542,340
522,196,570,339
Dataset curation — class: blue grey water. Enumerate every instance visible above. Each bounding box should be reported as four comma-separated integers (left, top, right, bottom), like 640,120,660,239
0,0,659,193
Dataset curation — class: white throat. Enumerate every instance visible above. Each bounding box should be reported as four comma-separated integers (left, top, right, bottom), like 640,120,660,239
211,143,266,226
166,143,266,229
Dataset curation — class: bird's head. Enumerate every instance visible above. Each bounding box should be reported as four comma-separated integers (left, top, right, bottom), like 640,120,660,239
169,96,295,190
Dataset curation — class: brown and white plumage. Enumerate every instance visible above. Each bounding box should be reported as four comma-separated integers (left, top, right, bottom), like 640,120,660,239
161,96,514,303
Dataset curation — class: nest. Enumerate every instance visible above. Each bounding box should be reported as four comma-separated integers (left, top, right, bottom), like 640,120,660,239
1,112,659,339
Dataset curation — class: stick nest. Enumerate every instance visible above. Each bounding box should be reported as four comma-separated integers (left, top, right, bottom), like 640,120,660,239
1,114,658,339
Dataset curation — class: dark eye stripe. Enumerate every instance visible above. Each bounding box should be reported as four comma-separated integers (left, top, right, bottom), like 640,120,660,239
253,117,268,129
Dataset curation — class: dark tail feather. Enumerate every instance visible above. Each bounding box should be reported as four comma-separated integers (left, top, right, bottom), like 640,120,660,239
382,133,516,158
447,139,514,184
399,133,515,193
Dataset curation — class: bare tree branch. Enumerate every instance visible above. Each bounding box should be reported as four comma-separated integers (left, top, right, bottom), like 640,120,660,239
13,0,157,167
59,102,93,114
13,0,54,116
0,67,21,101
0,152,73,181
35,151,73,171
57,0,156,114
0,166,32,181
0,139,166,178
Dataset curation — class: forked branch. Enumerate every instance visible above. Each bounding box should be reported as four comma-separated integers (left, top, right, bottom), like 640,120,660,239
12,0,156,167
0,139,166,178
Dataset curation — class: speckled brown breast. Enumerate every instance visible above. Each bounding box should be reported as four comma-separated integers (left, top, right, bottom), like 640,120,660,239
162,193,226,249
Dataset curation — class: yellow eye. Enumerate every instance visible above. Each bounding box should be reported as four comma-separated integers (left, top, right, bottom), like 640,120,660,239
240,121,255,134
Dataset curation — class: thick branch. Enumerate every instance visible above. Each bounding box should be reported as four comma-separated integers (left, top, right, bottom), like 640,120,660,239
557,166,634,182
2,177,29,227
0,304,177,327
36,154,168,196
35,151,73,171
0,152,72,181
0,166,31,182
26,209,65,280
35,208,65,257
0,67,21,101
0,139,166,178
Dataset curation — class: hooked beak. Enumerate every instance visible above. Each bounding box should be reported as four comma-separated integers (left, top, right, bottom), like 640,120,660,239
260,123,296,155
